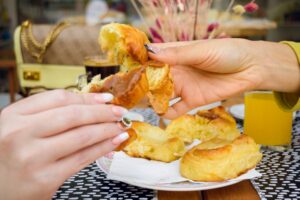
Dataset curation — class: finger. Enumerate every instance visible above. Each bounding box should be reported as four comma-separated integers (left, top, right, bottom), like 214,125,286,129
45,123,124,160
145,40,200,50
162,100,192,120
147,42,204,66
8,90,114,115
53,135,129,182
28,104,128,137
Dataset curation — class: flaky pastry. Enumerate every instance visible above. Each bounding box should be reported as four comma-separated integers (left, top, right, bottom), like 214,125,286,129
180,135,262,181
82,67,149,108
117,121,185,163
99,23,149,72
166,106,240,143
145,61,174,114
81,23,175,114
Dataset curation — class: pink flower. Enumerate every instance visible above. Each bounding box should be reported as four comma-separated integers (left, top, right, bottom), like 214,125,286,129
149,27,164,43
207,22,219,32
155,18,161,30
153,37,164,43
152,0,159,7
244,2,259,13
180,32,189,41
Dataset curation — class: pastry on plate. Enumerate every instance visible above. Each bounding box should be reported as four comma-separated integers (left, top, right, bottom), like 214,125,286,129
197,106,240,141
117,121,185,163
166,106,240,143
180,134,262,181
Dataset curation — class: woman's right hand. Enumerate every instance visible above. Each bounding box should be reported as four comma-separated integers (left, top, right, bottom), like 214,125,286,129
0,90,129,200
147,39,300,119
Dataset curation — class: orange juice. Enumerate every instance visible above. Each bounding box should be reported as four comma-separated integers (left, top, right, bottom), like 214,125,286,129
244,91,293,146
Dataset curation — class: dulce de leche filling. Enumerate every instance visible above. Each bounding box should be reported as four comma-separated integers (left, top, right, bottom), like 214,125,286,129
197,112,219,121
97,66,145,97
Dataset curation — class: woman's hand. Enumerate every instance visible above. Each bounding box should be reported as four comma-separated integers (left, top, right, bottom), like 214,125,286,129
147,39,300,119
0,90,129,200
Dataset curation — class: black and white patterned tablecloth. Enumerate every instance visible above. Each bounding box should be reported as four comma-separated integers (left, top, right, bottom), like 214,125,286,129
53,109,300,200
53,163,155,200
250,113,300,200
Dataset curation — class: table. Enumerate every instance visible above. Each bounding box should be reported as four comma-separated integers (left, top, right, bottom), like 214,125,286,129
54,98,300,200
158,180,259,200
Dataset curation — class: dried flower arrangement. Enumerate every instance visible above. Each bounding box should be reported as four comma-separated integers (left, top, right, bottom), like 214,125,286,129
131,0,259,42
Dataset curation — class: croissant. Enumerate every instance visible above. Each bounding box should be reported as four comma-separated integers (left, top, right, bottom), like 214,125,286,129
166,106,240,143
180,135,262,181
82,23,174,114
99,23,149,72
117,121,185,163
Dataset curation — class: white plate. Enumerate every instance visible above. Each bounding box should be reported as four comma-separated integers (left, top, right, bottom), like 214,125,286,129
96,157,242,191
229,104,296,121
229,104,244,120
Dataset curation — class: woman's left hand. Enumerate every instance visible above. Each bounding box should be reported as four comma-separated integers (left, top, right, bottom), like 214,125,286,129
0,90,128,200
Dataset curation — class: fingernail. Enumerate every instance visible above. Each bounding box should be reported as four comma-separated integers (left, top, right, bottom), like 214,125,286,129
104,152,114,159
94,93,114,103
112,132,129,145
112,106,128,118
144,44,160,54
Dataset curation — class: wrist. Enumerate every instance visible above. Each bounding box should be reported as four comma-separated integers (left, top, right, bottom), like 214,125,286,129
252,41,300,93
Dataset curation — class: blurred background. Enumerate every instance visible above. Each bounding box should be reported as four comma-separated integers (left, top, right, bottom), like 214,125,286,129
0,0,300,109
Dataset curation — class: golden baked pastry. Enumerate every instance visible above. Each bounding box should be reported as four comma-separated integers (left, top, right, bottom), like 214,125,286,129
81,63,172,113
82,23,174,114
99,23,150,72
82,62,173,113
82,66,149,108
145,61,174,114
180,135,262,182
197,106,241,141
117,121,185,163
166,106,240,143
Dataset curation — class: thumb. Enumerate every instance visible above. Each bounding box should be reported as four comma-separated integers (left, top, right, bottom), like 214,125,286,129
162,100,192,120
145,42,202,66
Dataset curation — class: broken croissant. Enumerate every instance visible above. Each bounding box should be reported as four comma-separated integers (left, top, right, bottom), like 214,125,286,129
82,23,174,114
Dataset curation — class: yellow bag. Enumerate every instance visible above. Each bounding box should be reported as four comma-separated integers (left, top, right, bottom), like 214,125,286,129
14,21,101,95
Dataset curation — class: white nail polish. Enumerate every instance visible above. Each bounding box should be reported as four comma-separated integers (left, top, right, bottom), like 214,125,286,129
112,132,129,145
112,106,129,118
95,93,114,102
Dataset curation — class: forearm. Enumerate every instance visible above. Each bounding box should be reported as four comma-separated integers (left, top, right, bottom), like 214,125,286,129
252,41,300,93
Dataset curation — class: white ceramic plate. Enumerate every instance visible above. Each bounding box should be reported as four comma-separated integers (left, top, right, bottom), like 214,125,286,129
229,104,245,120
229,104,296,121
96,157,242,191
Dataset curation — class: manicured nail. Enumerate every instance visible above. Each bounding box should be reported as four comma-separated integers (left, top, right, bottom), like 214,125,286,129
104,152,114,159
94,93,114,103
112,132,129,145
144,44,160,54
112,106,128,118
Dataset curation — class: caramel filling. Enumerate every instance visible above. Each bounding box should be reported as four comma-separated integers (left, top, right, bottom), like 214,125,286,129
97,67,145,97
197,112,219,120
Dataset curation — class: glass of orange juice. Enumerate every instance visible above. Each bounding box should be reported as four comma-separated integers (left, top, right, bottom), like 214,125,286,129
244,91,293,150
